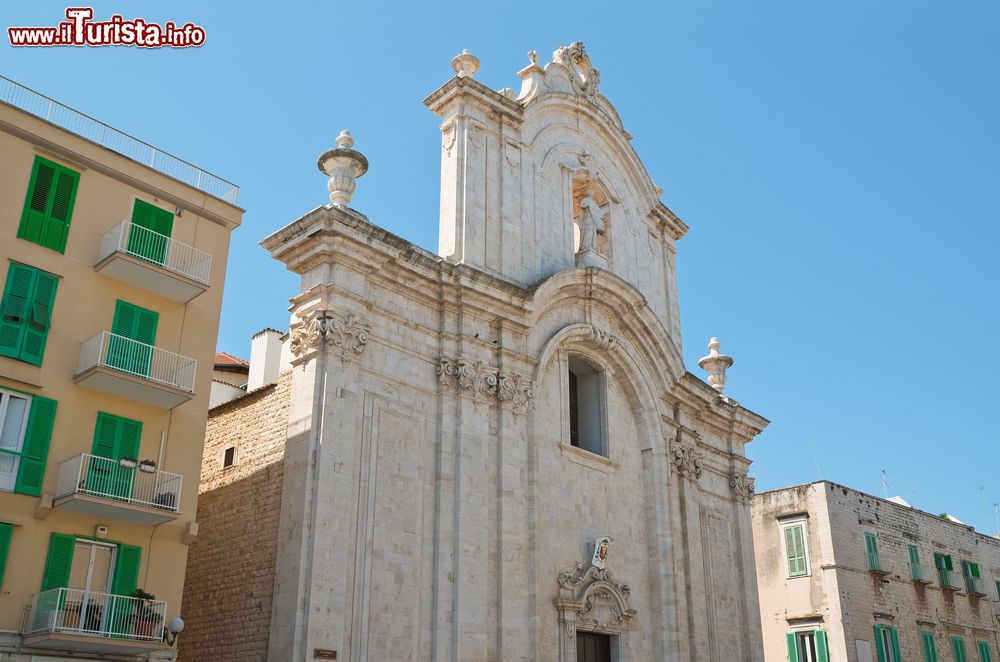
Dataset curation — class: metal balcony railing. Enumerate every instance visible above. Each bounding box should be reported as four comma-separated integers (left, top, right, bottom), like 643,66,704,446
56,454,181,512
78,332,196,393
0,75,238,203
99,220,212,285
25,587,167,642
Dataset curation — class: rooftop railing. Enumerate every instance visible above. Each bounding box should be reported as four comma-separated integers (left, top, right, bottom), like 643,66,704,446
0,75,238,204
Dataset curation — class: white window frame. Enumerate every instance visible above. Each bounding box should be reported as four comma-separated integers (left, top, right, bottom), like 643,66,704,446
779,516,811,578
0,388,32,492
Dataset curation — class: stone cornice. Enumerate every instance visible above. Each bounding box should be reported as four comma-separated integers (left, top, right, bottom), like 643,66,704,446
423,75,525,121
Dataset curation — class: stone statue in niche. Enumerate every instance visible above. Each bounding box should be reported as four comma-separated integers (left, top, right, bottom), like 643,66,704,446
577,189,606,252
573,178,611,269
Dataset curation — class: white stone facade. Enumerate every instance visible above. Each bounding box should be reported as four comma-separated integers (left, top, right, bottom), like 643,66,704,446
238,43,768,662
754,481,1000,662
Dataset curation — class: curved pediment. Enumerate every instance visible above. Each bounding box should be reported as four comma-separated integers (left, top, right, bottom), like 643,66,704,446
426,43,686,347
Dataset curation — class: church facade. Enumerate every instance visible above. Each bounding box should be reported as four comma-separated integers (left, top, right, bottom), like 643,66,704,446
182,43,769,662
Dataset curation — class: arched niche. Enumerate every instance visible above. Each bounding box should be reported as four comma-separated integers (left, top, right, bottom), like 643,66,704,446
571,174,613,268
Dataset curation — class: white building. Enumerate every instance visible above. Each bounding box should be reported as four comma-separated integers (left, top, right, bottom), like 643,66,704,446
182,43,769,662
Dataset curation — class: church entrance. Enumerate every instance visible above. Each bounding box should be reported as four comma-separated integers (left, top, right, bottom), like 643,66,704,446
576,631,612,662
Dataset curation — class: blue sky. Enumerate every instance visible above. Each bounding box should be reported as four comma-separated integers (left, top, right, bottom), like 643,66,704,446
4,2,998,530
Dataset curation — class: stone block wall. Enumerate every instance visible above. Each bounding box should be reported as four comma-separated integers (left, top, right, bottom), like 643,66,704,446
178,372,292,661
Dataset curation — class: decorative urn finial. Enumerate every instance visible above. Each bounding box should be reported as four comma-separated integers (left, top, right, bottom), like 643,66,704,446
451,49,480,78
317,129,368,207
698,337,734,394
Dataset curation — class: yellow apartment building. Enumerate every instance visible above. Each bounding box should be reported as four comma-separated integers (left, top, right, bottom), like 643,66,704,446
0,76,243,660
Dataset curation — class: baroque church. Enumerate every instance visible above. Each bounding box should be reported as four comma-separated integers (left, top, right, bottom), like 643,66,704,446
181,43,769,662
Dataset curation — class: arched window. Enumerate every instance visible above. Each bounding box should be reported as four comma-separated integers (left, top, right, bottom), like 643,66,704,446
567,356,605,456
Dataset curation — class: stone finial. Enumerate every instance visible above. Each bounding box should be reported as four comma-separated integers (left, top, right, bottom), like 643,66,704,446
317,129,369,207
451,49,480,78
698,337,734,394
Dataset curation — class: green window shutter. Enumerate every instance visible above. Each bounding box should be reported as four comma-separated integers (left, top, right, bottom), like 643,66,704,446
18,270,57,366
954,637,968,662
111,544,141,596
970,562,980,578
0,264,34,360
109,300,158,376
875,626,888,662
815,630,829,662
944,554,953,570
979,641,993,662
922,631,939,662
129,199,174,264
865,532,880,570
786,632,799,662
41,532,75,590
18,157,79,253
0,523,12,590
89,412,141,499
785,525,807,576
14,395,57,496
889,628,901,662
908,545,922,580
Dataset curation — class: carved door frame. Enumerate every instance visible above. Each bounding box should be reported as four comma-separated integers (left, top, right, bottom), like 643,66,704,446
556,564,636,662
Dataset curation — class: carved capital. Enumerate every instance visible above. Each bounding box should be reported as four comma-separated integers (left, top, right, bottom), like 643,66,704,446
670,438,704,481
730,471,756,504
289,309,371,364
498,371,534,408
437,357,534,411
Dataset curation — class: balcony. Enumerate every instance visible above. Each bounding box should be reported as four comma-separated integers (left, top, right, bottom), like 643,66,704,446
940,569,961,592
74,332,196,409
965,575,987,597
95,221,212,303
22,587,169,654
53,454,181,525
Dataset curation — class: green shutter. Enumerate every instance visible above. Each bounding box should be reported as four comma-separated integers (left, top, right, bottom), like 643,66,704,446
875,626,888,662
815,630,829,662
786,632,799,662
0,264,34,360
18,157,78,253
109,300,158,376
108,544,141,636
979,641,993,662
128,200,174,265
785,525,807,577
0,264,58,366
89,412,141,499
909,545,922,580
865,532,881,570
954,637,968,662
19,270,57,366
890,628,901,662
0,523,12,590
41,532,75,590
970,562,980,578
14,395,57,496
922,631,939,662
111,544,141,596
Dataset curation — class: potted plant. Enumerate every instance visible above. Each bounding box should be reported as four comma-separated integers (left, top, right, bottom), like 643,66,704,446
138,459,157,474
131,589,162,638
118,456,138,469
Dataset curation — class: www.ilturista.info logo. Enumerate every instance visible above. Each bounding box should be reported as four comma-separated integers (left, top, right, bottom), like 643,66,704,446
8,8,205,48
